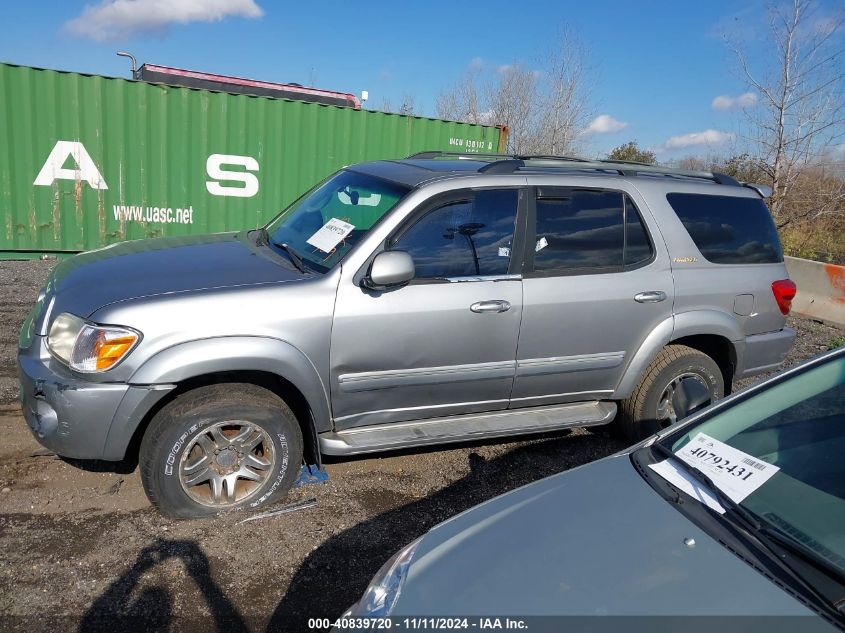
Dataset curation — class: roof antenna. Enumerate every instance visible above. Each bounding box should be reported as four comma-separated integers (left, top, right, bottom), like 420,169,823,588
116,51,138,79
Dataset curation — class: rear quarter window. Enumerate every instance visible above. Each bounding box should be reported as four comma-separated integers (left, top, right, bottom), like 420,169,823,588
666,193,783,264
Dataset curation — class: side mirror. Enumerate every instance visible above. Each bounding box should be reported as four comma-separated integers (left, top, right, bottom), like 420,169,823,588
365,250,415,289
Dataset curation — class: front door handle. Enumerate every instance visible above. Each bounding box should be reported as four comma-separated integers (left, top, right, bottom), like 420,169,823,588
634,291,667,303
470,300,511,313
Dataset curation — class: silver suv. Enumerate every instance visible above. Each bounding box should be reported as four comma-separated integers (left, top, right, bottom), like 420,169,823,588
17,152,797,517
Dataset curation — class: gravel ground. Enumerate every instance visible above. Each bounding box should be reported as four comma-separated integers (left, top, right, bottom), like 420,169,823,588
0,258,842,632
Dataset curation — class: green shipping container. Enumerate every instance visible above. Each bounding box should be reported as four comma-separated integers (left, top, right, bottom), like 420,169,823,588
0,63,505,257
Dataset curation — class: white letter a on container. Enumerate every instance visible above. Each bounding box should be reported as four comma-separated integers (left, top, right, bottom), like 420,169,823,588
33,140,108,190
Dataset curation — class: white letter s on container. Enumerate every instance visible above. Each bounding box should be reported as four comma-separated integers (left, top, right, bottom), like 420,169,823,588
206,154,259,198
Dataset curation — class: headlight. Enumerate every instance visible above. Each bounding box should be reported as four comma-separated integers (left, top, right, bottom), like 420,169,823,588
349,538,421,617
47,313,141,372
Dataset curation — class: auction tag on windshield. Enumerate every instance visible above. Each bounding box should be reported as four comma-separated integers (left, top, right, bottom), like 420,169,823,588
674,433,780,504
306,218,354,253
649,459,726,514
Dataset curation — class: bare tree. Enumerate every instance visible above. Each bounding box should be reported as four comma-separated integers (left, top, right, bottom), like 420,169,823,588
486,64,538,153
729,0,845,223
380,94,417,116
536,29,594,155
435,28,593,155
436,67,484,124
398,94,416,116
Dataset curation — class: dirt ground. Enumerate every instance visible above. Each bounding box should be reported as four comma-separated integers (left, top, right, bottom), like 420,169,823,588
0,259,842,632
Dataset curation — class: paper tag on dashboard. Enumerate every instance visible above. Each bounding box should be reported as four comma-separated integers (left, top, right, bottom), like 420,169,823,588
673,433,780,504
498,246,511,258
535,236,548,252
306,218,354,253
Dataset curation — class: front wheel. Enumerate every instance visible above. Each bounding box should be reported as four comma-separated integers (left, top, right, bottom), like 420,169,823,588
617,345,724,443
140,383,303,518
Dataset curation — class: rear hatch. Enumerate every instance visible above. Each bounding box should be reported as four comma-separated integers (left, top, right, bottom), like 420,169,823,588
662,188,792,336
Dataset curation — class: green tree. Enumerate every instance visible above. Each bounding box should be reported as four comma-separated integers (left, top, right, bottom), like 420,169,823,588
606,141,656,165
717,154,769,183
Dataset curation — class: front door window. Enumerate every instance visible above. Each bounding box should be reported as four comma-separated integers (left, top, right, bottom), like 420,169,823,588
391,189,519,279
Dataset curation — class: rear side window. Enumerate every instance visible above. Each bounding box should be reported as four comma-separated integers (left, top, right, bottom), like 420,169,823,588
532,190,653,274
666,193,783,264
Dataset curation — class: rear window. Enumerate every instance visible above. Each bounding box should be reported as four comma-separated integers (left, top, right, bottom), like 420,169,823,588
666,193,783,264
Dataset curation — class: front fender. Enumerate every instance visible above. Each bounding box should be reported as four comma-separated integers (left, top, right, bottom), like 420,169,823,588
100,336,333,462
101,337,331,461
129,336,331,429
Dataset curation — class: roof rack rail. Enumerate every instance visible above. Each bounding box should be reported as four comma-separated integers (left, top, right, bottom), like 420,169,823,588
517,158,742,187
478,159,525,174
405,150,743,187
595,157,656,167
406,150,509,160
513,154,584,162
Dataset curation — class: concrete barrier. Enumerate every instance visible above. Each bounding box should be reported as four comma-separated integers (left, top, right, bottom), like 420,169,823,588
785,256,845,328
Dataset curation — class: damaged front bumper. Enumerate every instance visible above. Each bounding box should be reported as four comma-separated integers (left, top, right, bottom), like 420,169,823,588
18,334,172,460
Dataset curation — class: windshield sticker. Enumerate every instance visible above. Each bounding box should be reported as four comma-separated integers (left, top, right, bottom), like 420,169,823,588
306,218,355,253
673,433,780,504
649,459,727,514
498,246,511,258
535,236,549,252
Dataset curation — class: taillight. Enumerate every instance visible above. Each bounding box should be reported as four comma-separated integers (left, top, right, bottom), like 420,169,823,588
772,279,797,315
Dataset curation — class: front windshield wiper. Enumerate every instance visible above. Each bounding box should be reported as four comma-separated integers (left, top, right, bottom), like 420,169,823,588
260,229,309,273
650,443,845,618
650,442,762,532
760,522,845,589
277,243,308,273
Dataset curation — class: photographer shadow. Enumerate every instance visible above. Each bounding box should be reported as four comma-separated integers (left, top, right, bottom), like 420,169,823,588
78,539,248,633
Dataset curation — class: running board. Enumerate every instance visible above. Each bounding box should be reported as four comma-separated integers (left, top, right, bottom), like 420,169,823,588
319,401,617,456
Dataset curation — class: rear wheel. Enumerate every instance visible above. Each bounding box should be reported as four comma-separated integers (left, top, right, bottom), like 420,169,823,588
140,383,303,518
617,345,724,442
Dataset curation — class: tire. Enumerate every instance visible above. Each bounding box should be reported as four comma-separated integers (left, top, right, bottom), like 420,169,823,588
140,383,304,519
617,345,724,443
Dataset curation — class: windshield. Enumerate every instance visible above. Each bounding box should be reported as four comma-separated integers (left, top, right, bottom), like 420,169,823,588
265,169,410,272
659,354,845,576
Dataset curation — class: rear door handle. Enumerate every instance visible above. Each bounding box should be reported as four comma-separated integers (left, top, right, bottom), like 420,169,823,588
470,300,511,313
634,291,667,303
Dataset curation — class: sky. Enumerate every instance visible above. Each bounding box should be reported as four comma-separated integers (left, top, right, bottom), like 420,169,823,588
1,0,842,158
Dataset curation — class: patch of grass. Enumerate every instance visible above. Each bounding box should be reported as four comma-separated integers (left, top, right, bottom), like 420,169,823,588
828,336,845,350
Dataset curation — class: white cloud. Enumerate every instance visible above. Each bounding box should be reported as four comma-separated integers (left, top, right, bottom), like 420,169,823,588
659,129,734,152
583,114,628,135
469,57,484,70
65,0,264,41
711,92,758,110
